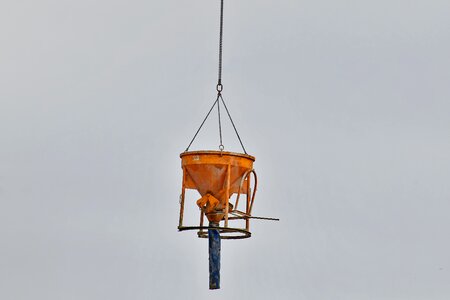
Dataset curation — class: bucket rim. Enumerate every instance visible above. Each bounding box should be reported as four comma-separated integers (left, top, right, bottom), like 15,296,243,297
180,150,255,161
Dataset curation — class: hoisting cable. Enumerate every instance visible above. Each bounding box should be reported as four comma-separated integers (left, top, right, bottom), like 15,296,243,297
217,95,224,151
184,0,247,154
219,94,247,154
185,95,219,152
216,0,224,151
217,0,224,91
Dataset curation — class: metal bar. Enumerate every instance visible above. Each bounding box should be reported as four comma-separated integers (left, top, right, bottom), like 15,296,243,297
178,166,186,227
234,170,249,211
199,211,205,235
246,175,251,231
248,170,258,215
231,216,280,221
224,164,231,227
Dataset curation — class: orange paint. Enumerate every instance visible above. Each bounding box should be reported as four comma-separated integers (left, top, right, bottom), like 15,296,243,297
178,150,257,238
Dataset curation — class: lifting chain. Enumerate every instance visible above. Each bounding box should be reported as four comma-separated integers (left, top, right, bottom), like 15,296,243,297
185,0,247,154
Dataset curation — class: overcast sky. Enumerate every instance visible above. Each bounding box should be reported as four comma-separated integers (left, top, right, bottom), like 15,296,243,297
1,0,450,299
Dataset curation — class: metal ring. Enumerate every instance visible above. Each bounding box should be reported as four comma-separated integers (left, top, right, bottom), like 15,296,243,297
178,225,251,239
219,144,224,151
216,83,223,92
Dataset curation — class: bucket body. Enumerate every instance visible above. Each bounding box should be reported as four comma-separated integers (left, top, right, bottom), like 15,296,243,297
180,151,255,224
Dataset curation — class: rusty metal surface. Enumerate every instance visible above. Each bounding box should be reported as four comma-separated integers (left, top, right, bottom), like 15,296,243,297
180,151,256,226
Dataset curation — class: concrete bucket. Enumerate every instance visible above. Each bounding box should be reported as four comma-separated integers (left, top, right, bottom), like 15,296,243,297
178,150,257,239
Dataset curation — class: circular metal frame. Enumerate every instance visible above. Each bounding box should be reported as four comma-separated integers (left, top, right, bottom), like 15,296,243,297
178,226,251,239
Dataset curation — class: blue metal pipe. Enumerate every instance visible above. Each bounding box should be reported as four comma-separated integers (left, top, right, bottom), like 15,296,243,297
208,224,221,289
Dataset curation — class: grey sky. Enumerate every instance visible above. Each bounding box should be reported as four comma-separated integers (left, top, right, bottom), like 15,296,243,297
1,0,449,299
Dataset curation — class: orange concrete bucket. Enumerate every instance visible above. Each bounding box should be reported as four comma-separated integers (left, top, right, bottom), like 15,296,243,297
178,150,257,239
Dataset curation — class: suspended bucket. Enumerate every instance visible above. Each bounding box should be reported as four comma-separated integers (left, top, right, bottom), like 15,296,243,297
178,150,258,239
176,0,280,289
